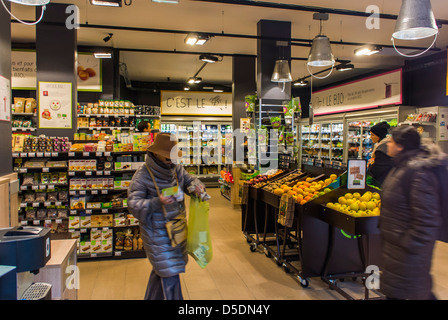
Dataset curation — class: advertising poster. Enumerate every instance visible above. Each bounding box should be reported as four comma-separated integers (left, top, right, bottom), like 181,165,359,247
161,91,232,116
38,81,72,129
0,75,11,122
347,159,367,189
11,50,37,90
76,52,102,92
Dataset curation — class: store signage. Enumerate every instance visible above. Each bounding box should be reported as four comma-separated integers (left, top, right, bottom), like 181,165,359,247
347,159,367,189
311,69,402,116
11,50,102,92
161,91,232,116
38,81,73,129
0,75,11,122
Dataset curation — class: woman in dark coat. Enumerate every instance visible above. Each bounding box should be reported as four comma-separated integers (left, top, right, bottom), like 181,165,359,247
380,126,448,300
127,133,206,300
367,121,394,185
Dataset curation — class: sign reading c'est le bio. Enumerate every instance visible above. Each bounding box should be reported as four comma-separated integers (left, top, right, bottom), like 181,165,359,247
161,90,232,116
311,68,403,116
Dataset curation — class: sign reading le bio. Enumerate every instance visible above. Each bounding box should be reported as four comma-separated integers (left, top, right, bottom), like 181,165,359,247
312,69,402,116
161,91,232,116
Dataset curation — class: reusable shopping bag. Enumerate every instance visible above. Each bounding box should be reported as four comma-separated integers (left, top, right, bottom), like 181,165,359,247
187,196,213,268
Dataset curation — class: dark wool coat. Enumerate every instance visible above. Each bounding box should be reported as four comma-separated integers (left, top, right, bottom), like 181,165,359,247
127,153,202,277
368,136,395,185
380,143,448,300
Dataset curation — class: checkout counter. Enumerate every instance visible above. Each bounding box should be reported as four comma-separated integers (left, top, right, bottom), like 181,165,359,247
0,226,77,300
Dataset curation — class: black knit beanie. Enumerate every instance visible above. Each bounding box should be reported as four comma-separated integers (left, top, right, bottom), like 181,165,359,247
370,121,390,140
391,125,421,151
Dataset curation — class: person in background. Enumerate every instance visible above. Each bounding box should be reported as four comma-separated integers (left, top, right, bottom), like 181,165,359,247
127,133,206,300
379,125,448,300
367,121,394,185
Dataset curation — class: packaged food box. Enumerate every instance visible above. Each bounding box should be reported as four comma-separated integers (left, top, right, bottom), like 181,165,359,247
79,216,91,228
90,240,102,254
101,240,113,253
86,202,102,209
79,241,91,254
69,216,80,229
101,228,113,240
90,229,102,241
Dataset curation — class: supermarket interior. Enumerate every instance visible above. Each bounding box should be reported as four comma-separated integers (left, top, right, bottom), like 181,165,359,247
0,0,448,303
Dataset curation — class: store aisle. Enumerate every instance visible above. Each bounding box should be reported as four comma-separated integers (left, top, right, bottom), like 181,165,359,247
78,188,448,300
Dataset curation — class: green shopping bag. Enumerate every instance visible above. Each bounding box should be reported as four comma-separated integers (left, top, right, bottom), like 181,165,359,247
187,196,212,268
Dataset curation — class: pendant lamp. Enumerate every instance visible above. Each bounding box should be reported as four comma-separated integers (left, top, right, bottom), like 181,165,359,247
8,0,49,4
271,60,292,83
392,0,438,57
393,0,438,40
307,35,335,67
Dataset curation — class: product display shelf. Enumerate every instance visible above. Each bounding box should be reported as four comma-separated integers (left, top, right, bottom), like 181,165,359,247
11,111,37,133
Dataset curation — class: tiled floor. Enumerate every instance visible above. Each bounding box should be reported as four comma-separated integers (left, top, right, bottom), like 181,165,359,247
78,188,448,300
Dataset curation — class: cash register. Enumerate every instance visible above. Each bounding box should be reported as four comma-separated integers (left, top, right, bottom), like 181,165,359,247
0,226,52,300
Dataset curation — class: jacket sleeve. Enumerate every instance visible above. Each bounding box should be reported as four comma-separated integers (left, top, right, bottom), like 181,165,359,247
402,170,441,254
368,150,394,183
127,168,163,222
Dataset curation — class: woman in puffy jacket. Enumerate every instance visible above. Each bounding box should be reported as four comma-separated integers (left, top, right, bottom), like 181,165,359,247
367,121,394,186
127,133,205,300
380,125,448,300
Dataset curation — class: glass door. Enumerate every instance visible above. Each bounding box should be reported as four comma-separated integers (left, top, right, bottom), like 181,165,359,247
330,122,344,161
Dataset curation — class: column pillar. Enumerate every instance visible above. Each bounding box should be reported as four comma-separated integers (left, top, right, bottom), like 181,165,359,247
36,3,77,138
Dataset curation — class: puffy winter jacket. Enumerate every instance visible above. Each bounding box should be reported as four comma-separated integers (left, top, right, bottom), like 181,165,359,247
379,144,448,300
127,153,203,277
368,136,394,185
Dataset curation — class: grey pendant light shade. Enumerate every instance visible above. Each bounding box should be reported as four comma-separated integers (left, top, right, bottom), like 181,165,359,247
393,0,438,40
307,35,335,67
271,60,292,82
8,0,50,4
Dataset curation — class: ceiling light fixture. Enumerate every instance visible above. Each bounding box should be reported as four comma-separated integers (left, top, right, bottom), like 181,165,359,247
336,63,354,72
103,33,114,43
2,0,48,25
94,52,112,59
90,0,121,7
200,54,219,63
271,60,292,83
293,79,309,86
152,0,178,3
187,77,202,84
184,86,190,91
354,44,382,56
184,33,209,46
392,0,438,57
307,13,335,80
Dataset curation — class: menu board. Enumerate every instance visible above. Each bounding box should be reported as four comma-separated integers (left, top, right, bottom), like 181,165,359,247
38,81,72,129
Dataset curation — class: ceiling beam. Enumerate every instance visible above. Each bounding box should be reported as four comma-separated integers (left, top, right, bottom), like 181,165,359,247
192,0,448,26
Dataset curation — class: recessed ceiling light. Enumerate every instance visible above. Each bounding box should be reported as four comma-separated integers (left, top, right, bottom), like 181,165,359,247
184,86,190,91
90,0,121,7
354,45,382,56
293,79,308,86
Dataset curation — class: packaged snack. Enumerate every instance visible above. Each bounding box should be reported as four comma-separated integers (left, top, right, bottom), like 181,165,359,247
70,196,85,210
47,208,58,219
24,192,35,203
37,209,47,219
58,191,68,202
58,172,67,184
58,209,68,218
14,97,25,113
50,172,59,184
35,192,46,202
40,173,50,184
24,98,36,114
26,208,36,220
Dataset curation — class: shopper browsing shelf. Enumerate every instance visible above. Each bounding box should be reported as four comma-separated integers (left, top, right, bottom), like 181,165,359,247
380,125,448,300
127,133,206,300
367,121,394,185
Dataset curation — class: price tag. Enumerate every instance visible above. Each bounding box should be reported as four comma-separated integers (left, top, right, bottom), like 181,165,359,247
104,171,111,175
39,184,46,189
55,202,62,206
101,190,108,194
104,152,111,156
69,191,76,195
69,152,75,157
20,203,27,207
80,190,86,195
115,251,122,256
28,153,35,158
56,219,62,224
44,201,51,207
48,185,55,190
52,152,58,157
91,253,97,257
44,219,51,224
36,152,43,157
21,220,28,226
32,185,39,190
32,202,39,207
70,210,77,215
81,229,87,233
42,167,49,172
102,209,108,213
33,220,40,225
12,153,19,157
44,152,52,157
19,168,27,173
86,171,92,176
91,190,98,195
20,185,28,191
20,153,27,158
86,209,92,214
96,152,103,157
69,171,75,176
83,152,89,157
96,171,103,175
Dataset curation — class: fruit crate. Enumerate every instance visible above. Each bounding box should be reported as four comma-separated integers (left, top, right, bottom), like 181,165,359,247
302,186,380,235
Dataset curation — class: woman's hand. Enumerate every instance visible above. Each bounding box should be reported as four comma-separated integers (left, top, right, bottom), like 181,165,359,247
160,194,175,205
